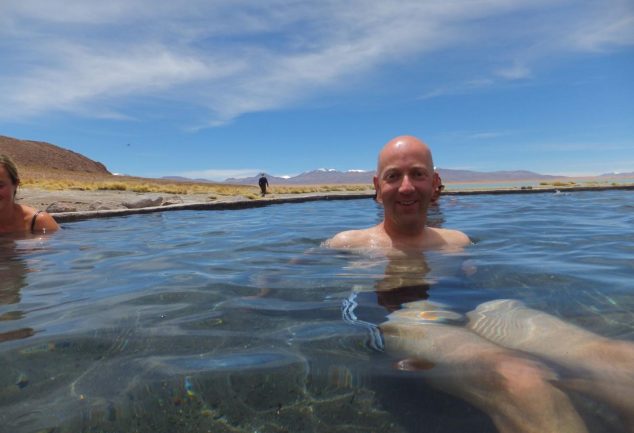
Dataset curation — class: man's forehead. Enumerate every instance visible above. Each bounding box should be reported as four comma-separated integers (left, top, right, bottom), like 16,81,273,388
377,136,435,171
378,149,433,171
382,162,431,171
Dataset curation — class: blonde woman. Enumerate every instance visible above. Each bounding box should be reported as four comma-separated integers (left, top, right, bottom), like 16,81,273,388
0,154,59,234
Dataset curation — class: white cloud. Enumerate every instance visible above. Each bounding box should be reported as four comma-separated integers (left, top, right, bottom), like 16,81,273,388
495,62,532,80
438,130,515,141
467,131,513,140
0,37,245,120
0,0,632,124
529,141,633,152
565,7,634,52
419,79,495,99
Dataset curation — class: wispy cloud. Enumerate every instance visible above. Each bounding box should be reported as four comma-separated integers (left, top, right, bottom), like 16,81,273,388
419,79,495,99
565,7,634,52
1,0,632,125
495,61,532,80
438,130,515,141
468,131,514,140
528,141,633,152
0,42,227,119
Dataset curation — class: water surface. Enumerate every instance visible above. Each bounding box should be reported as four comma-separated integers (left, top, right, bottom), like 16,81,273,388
1,190,633,432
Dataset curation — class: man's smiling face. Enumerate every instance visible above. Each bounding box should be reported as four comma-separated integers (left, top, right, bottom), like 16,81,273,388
374,136,437,231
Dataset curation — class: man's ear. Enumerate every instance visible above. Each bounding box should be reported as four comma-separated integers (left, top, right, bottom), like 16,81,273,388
373,176,382,203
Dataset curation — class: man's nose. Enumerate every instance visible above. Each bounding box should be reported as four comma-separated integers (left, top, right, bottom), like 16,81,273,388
399,175,415,193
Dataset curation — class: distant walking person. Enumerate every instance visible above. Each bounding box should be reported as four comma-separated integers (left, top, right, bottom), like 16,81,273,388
258,174,269,197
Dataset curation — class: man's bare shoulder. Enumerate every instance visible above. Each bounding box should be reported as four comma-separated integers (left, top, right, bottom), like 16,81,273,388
323,227,382,249
428,227,471,249
325,225,470,251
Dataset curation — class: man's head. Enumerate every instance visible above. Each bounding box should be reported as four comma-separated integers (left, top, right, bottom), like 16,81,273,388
373,136,438,233
431,172,444,204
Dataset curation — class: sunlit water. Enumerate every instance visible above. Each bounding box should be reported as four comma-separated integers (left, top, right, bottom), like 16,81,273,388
1,190,633,433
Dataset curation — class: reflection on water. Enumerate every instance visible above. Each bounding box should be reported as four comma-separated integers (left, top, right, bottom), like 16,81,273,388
0,237,37,344
0,191,633,432
0,239,27,305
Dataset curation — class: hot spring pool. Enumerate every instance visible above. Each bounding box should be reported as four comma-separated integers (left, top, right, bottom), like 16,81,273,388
1,190,633,432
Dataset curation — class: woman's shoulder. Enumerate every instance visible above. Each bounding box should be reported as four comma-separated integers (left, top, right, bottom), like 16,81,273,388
21,205,60,232
18,204,36,223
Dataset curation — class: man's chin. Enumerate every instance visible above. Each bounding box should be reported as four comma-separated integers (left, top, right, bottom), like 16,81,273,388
396,202,425,213
395,202,422,213
391,211,425,226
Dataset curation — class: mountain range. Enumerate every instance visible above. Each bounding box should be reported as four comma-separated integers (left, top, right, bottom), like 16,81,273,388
223,168,564,185
598,171,634,178
1,134,630,183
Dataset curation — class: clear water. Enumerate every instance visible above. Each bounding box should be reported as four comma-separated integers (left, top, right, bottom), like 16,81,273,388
1,190,633,433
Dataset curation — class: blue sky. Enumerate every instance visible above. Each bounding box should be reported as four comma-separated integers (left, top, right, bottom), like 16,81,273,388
1,0,632,180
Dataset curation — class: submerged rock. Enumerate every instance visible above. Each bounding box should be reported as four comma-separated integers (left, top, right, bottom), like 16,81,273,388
16,373,29,389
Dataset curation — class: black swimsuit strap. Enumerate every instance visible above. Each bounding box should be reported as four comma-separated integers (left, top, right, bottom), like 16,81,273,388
30,211,43,233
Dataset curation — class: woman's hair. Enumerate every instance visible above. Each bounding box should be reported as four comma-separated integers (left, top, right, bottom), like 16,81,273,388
0,154,20,198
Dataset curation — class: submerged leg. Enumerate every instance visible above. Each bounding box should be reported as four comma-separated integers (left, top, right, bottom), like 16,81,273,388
379,316,587,433
467,299,634,432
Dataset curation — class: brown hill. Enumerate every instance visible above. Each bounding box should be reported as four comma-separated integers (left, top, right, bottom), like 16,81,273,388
0,135,110,175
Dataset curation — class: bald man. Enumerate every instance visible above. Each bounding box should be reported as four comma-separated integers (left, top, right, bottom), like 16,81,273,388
326,136,595,433
326,135,469,251
325,136,634,433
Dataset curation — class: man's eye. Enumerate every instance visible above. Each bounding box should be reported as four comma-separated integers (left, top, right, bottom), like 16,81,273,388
385,172,399,181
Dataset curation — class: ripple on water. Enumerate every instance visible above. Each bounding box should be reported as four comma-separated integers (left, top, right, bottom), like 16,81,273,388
2,192,634,433
151,350,308,373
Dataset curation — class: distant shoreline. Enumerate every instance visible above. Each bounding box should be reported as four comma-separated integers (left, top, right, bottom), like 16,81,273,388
17,182,634,223
444,183,634,195
443,176,634,188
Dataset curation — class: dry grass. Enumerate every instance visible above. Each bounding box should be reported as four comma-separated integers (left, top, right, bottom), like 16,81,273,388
269,184,370,194
539,179,627,188
19,168,372,197
539,181,578,187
